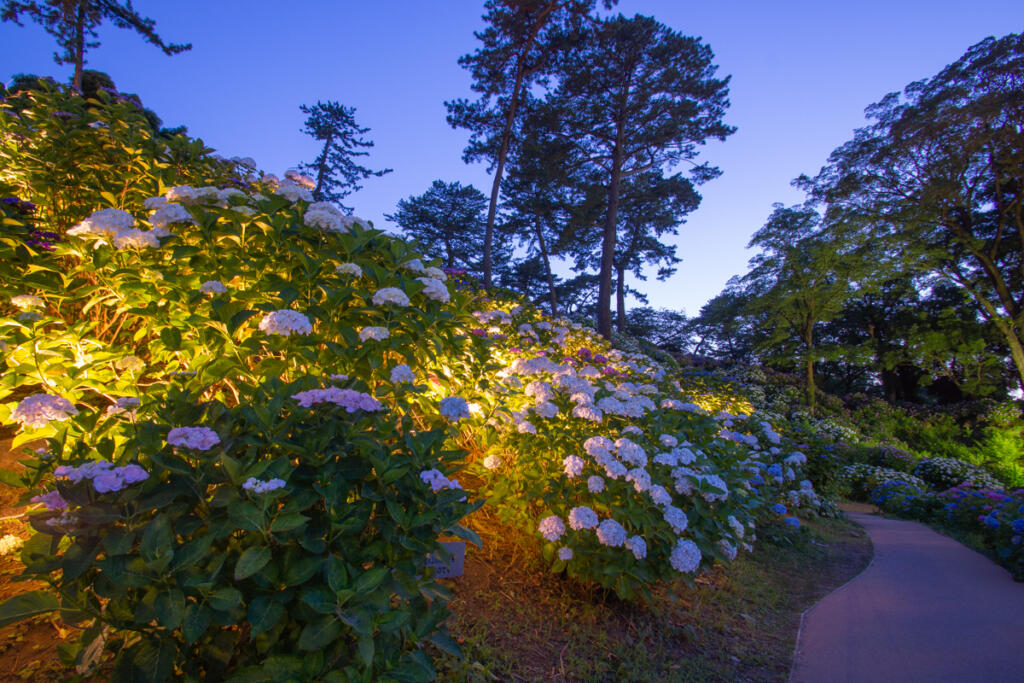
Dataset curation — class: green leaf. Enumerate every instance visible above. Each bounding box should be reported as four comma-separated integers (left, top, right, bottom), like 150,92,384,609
298,615,341,651
352,566,389,594
154,589,185,630
0,591,60,628
247,596,285,637
0,468,24,487
425,630,462,658
132,637,176,683
270,512,308,533
234,546,272,581
357,634,375,667
183,603,211,644
326,554,348,592
140,514,173,563
448,525,482,548
207,587,242,612
228,500,264,531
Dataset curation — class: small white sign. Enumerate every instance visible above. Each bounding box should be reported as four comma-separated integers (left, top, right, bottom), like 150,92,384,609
426,541,465,578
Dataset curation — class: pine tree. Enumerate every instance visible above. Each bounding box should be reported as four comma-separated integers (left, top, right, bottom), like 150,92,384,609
298,101,391,211
1,0,190,90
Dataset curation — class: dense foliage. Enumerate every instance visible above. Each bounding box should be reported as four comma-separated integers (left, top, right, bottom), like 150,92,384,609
0,82,823,679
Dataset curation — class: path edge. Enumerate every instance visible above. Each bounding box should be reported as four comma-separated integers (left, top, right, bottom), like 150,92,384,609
787,511,877,683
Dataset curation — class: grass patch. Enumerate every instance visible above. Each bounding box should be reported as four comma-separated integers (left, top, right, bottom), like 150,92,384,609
436,510,872,682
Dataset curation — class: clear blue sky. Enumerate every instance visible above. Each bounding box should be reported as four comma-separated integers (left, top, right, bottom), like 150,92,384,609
2,1,1020,315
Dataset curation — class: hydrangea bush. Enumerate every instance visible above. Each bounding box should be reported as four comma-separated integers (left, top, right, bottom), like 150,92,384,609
0,83,823,678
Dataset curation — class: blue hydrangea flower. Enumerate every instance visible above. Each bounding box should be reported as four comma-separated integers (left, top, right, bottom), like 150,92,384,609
772,503,787,515
1011,519,1024,534
785,517,801,528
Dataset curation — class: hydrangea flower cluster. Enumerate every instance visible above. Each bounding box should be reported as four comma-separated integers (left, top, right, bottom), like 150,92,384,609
167,426,221,451
199,280,227,295
11,294,44,310
336,262,362,277
372,287,410,307
291,387,384,412
11,393,78,428
416,277,450,303
66,208,162,249
242,477,286,493
304,202,345,232
390,364,415,384
359,326,389,342
54,461,149,493
258,309,313,336
420,468,463,492
439,397,471,422
538,515,566,542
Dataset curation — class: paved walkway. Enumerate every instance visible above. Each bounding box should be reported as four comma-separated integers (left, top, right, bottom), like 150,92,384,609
791,506,1024,683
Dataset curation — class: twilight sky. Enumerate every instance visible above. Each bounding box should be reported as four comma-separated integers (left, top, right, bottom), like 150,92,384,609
1,1,1020,315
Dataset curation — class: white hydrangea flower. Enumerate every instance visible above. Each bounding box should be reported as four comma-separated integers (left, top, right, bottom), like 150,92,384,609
670,539,701,573
359,326,390,342
727,515,745,539
538,515,565,542
167,426,220,451
11,294,44,310
284,168,316,189
390,364,415,383
401,259,425,274
336,262,362,277
304,201,345,232
274,180,313,202
516,420,537,434
67,208,135,237
572,404,603,422
199,280,227,295
532,401,559,419
614,438,647,467
258,309,313,336
663,506,689,534
562,455,584,478
11,394,78,428
372,287,410,307
149,202,192,229
648,484,672,506
112,228,159,249
625,467,651,493
424,266,447,280
568,506,599,531
144,196,168,210
416,277,450,302
483,453,502,470
439,397,471,422
625,535,647,560
596,518,627,547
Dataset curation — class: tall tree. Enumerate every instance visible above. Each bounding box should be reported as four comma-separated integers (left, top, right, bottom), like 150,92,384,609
743,205,863,415
386,180,511,280
446,0,614,289
1,1,190,90
803,33,1024,390
298,101,391,211
541,14,733,338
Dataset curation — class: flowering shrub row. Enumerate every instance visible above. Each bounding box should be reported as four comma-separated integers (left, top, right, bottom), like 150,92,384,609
0,84,821,679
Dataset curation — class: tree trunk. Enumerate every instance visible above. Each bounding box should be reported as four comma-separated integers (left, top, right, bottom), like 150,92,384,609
73,1,87,91
615,266,626,332
597,140,624,339
804,324,816,416
313,131,333,202
534,222,559,316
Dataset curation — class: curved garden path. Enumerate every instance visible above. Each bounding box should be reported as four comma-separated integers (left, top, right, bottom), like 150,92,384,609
790,504,1024,683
